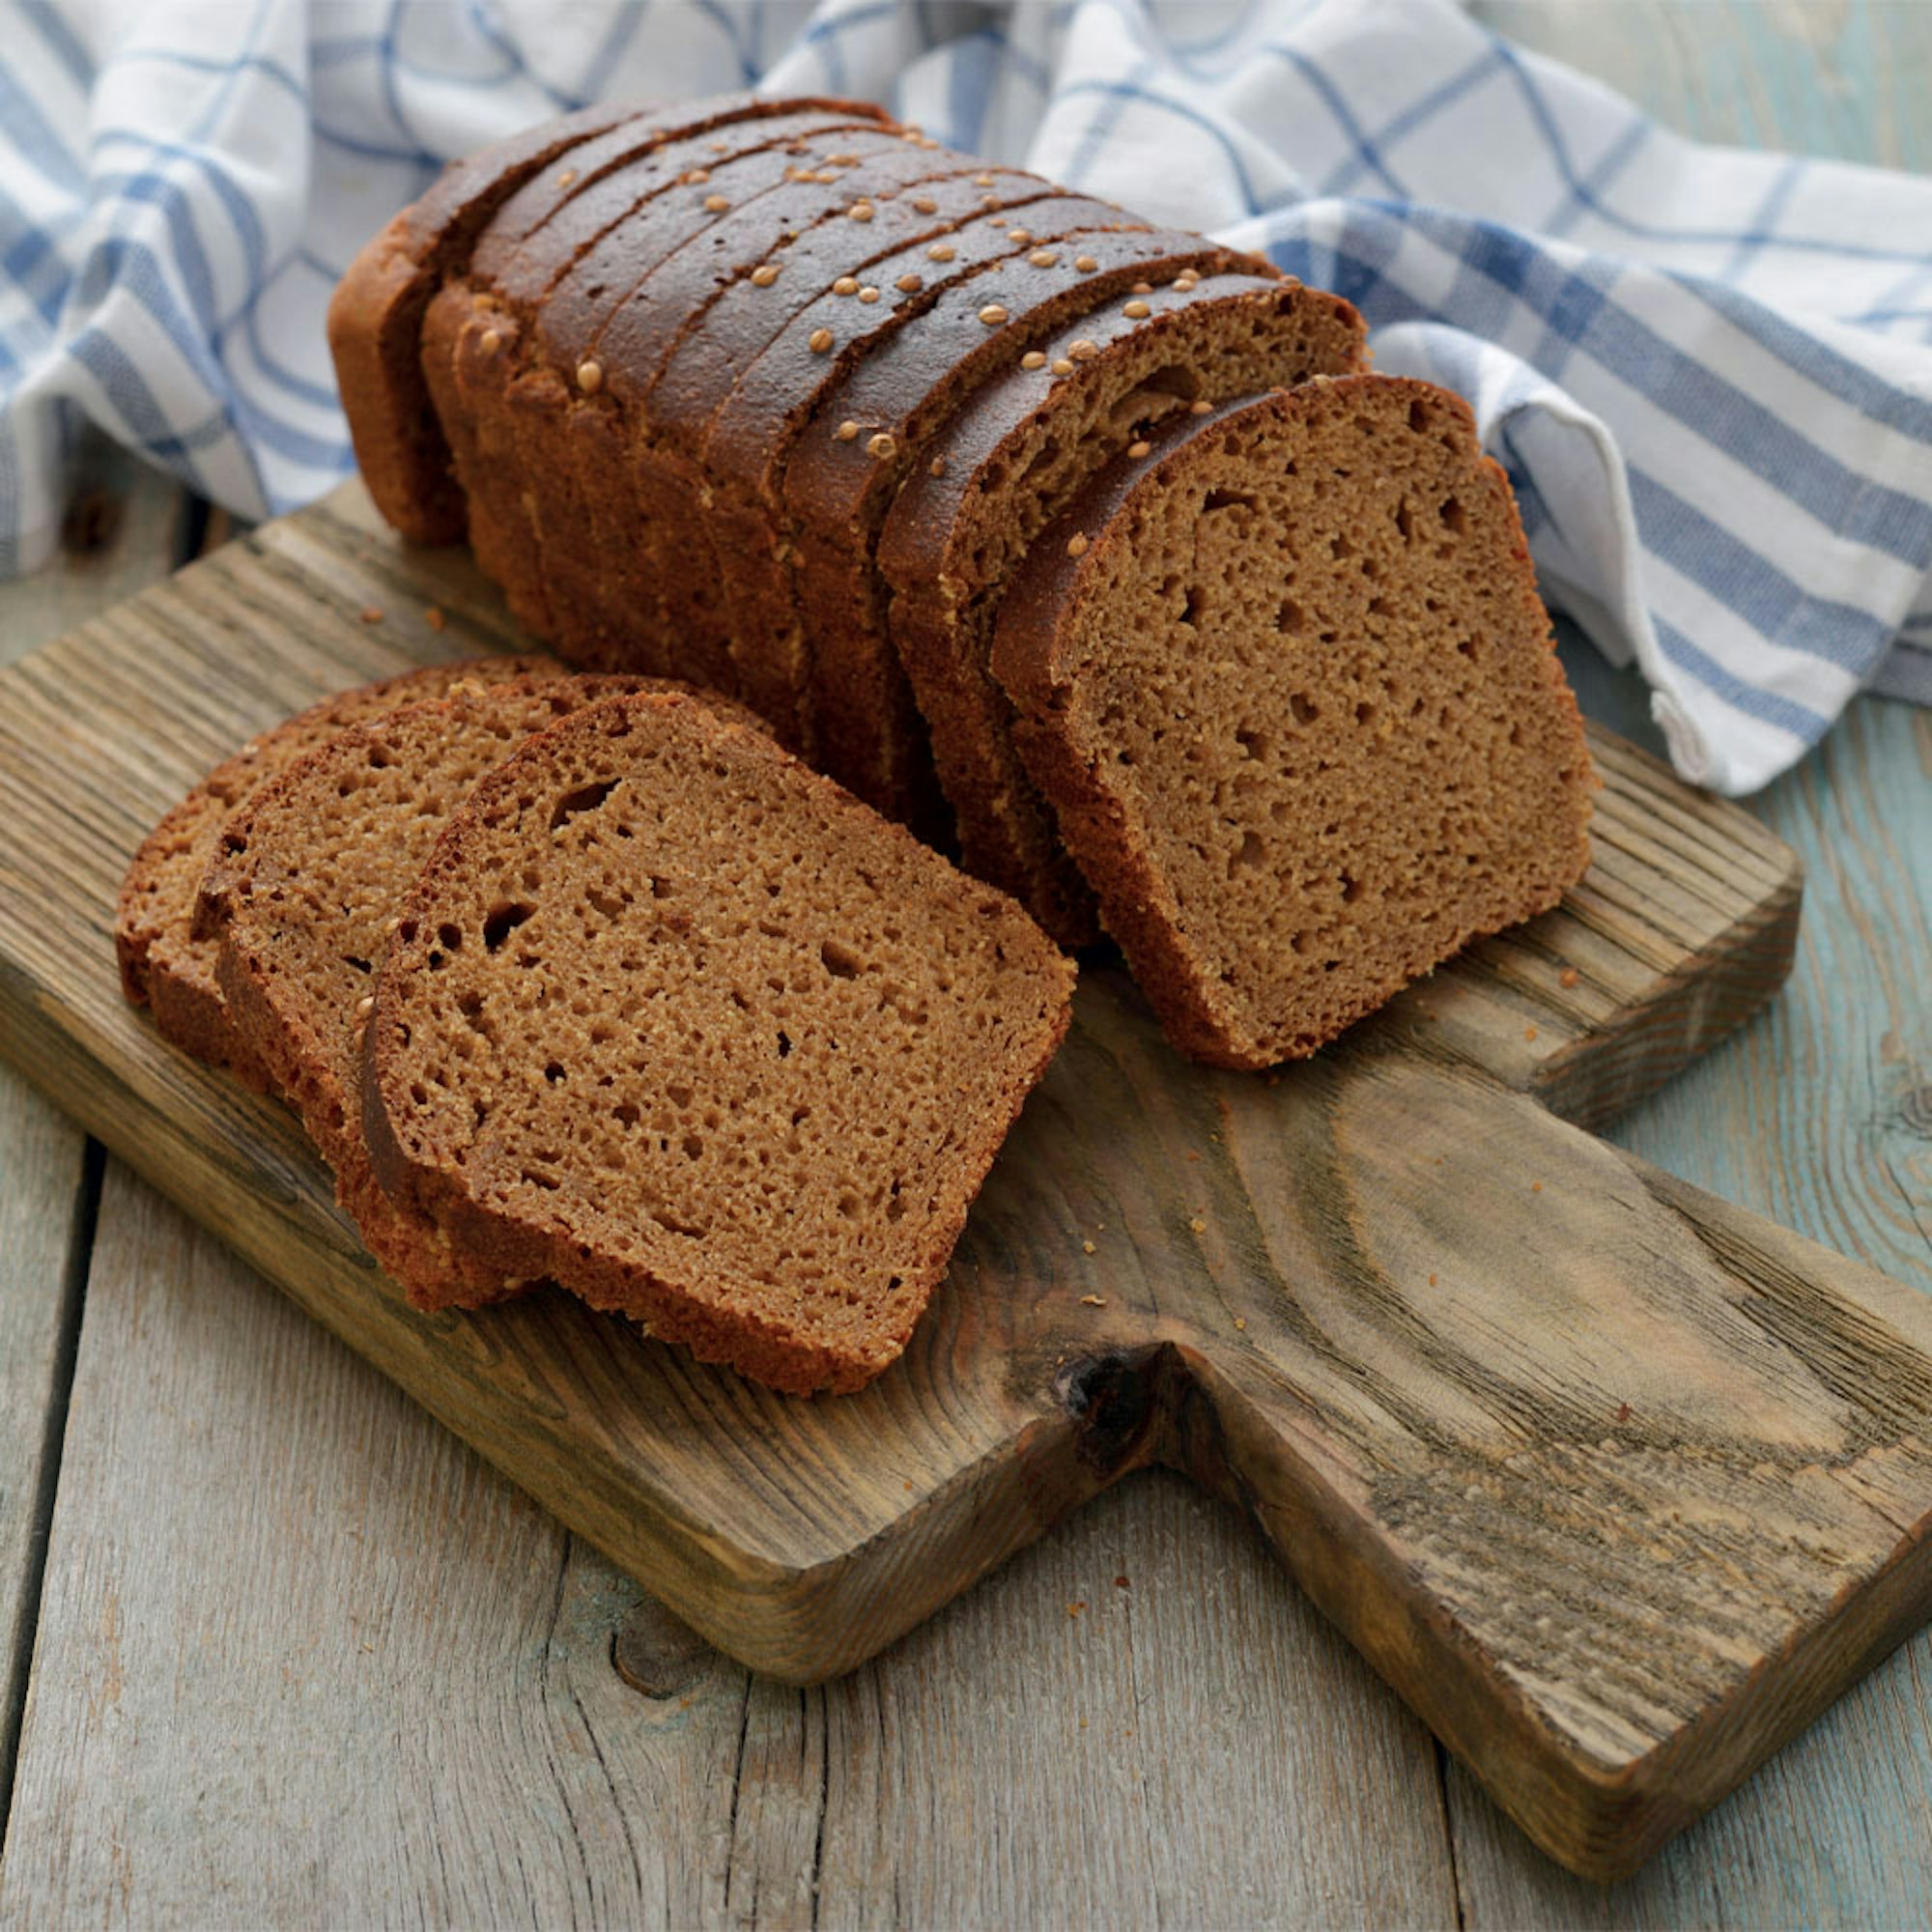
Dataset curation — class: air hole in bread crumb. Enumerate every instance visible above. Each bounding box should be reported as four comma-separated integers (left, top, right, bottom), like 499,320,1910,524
545,1062,565,1084
1229,832,1265,876
1440,497,1467,534
438,923,462,952
344,953,373,975
1205,488,1254,514
483,901,535,952
777,1030,792,1057
1275,598,1304,634
551,781,617,830
821,939,862,979
1179,586,1204,627
1290,693,1319,725
1236,726,1270,760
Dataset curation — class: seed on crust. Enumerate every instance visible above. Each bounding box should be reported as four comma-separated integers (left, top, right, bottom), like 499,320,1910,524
1190,398,1213,414
867,432,897,460
683,167,710,185
834,276,860,296
1028,248,1057,268
703,193,729,212
1021,351,1047,370
1074,255,1099,272
1131,281,1153,295
1127,440,1152,458
1123,299,1151,319
912,195,938,213
836,420,861,441
1066,533,1090,557
850,201,875,221
809,327,834,354
929,456,948,477
556,168,577,187
576,360,604,394
979,304,1009,327
751,264,780,287
1008,228,1033,243
927,242,956,262
974,172,995,186
479,328,501,355
858,286,881,303
895,273,923,294
1068,339,1098,360
1051,357,1074,376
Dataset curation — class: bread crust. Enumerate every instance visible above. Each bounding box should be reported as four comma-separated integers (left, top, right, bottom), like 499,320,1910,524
326,104,637,544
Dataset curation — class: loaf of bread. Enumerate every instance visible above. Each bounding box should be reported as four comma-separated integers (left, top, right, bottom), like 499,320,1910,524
990,376,1596,1067
363,692,1075,1392
116,654,561,1084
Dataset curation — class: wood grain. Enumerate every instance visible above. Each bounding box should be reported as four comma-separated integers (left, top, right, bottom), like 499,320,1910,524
3,478,1930,1881
0,1159,1460,1929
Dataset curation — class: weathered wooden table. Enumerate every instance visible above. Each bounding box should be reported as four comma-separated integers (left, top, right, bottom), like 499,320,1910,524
2,8,1927,1923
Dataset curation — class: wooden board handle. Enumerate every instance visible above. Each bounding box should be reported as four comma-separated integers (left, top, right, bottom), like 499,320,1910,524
1069,1043,1932,1882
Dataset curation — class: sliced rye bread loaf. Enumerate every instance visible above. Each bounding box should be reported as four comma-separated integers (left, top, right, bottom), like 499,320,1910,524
700,200,1161,815
116,654,561,1085
631,162,1060,750
423,111,895,656
198,675,761,1307
776,232,1281,923
363,691,1075,1394
326,103,636,545
989,375,1596,1068
878,277,1369,940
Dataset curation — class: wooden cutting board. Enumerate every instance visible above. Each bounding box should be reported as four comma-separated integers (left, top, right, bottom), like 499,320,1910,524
4,480,1931,1886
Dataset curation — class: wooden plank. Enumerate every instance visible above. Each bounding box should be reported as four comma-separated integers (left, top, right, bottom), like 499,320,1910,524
0,1161,1460,1927
0,438,193,1840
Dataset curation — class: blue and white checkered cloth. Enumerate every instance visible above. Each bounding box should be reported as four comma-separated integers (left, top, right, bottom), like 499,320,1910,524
4,0,1929,795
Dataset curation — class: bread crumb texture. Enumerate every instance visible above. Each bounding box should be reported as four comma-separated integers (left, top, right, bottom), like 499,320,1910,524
995,375,1593,1068
370,694,1074,1394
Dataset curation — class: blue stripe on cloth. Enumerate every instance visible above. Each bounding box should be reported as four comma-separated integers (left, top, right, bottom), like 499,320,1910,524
0,57,87,191
20,2,93,90
108,47,308,113
1653,615,1833,738
1054,75,1264,214
1629,467,1906,677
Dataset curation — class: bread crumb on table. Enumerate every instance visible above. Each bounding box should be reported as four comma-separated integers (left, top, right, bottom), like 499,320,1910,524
1081,1239,1095,1255
358,606,384,624
423,606,445,632
1080,1293,1107,1307
1559,966,1580,989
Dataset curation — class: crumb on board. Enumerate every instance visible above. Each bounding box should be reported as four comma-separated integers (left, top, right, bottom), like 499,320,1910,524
1531,1180,1544,1193
358,606,384,625
1429,1273,1438,1287
1189,1216,1207,1234
1082,1239,1095,1255
1081,1293,1107,1307
1616,1402,1632,1422
424,606,446,632
1234,1317,1247,1331
1559,966,1579,989
1186,1151,1200,1163
1524,1024,1539,1042
1114,1575,1130,1589
1067,1602,1087,1618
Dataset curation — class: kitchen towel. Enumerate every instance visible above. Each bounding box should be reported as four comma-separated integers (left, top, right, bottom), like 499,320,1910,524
2,0,1928,793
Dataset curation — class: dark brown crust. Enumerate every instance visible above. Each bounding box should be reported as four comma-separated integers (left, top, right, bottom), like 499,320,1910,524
326,104,638,544
991,376,1594,1068
116,655,562,1081
362,692,1075,1394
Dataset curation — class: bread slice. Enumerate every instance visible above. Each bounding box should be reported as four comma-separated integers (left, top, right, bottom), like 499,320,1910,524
197,675,755,1306
879,277,1368,941
116,654,561,1084
363,692,1075,1393
990,375,1595,1068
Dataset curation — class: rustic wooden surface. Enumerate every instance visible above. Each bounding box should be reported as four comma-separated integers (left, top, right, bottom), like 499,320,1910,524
2,7,1929,1924
11,469,1920,1882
